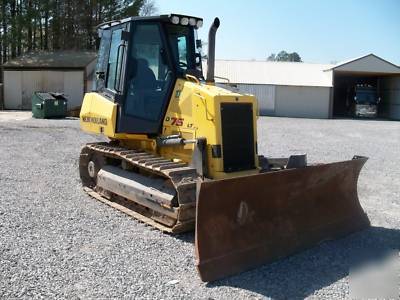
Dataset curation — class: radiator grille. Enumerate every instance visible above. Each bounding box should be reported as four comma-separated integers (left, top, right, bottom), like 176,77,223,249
220,103,255,172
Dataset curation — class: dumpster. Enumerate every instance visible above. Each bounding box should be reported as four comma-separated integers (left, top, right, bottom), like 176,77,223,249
32,92,68,119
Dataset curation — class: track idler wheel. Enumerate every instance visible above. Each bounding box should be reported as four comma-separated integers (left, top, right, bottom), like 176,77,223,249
79,146,105,188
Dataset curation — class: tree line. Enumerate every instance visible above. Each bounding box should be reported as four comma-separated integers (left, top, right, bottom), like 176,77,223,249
0,0,157,65
267,50,302,62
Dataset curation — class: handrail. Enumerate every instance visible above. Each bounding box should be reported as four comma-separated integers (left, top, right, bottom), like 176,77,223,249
96,19,121,29
214,76,230,83
185,74,200,84
114,43,126,93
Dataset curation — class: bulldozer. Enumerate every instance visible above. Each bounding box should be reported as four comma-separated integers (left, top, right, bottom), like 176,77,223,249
79,14,370,282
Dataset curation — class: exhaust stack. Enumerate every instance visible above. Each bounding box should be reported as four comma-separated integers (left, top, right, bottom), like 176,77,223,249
206,17,220,84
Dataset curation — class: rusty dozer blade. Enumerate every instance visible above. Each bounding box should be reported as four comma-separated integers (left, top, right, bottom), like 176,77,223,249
195,156,370,282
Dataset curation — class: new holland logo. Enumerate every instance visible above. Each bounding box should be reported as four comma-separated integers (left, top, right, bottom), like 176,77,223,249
82,116,108,126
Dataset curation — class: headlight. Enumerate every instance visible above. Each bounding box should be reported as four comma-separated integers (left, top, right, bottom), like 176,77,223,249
180,17,189,25
171,16,180,24
189,18,196,26
196,20,203,28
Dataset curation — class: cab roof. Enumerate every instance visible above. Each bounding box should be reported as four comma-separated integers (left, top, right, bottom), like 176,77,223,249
98,14,203,30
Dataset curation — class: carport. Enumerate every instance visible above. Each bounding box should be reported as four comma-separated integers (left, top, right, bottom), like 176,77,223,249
329,54,400,119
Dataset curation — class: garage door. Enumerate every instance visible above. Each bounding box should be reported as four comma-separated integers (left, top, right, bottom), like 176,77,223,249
4,71,22,109
43,71,64,92
22,71,43,109
64,71,84,109
275,86,331,119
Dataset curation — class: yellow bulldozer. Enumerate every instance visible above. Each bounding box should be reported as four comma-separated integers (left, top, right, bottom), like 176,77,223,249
79,14,369,281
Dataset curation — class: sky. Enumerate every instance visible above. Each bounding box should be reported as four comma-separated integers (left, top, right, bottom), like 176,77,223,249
157,0,400,65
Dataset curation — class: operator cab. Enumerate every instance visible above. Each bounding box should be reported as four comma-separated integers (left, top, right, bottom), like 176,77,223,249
94,14,204,133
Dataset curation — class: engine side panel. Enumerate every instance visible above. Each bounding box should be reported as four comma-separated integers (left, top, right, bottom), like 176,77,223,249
80,92,156,151
161,80,260,179
80,92,118,137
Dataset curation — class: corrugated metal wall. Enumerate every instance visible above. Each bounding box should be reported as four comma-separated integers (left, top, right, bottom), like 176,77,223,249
217,83,276,116
22,71,45,109
381,76,400,120
217,83,331,118
236,84,275,115
275,86,331,119
3,70,84,110
64,72,84,108
4,71,22,109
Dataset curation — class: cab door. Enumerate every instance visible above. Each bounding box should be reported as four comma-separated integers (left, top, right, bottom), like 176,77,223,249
95,23,129,98
117,22,175,134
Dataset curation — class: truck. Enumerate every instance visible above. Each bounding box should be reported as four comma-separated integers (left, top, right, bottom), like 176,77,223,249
350,84,381,118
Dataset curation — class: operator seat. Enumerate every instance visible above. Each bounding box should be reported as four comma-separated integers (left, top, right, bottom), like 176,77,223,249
126,58,158,118
132,58,157,90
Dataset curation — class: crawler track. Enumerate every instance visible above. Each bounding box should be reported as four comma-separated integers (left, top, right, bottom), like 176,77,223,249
79,142,200,233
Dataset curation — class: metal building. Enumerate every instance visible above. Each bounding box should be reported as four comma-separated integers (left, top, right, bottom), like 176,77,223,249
215,54,400,120
1,51,96,110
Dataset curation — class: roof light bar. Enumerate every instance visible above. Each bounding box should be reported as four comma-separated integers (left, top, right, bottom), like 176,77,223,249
169,15,203,29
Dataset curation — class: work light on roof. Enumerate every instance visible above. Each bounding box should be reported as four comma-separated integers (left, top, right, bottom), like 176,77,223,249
180,17,189,25
189,18,196,26
196,20,203,28
171,15,180,24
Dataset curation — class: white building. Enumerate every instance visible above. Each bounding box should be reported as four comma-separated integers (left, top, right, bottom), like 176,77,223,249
214,54,400,120
1,51,96,110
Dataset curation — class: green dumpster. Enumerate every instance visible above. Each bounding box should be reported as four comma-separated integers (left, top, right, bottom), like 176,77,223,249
32,92,68,119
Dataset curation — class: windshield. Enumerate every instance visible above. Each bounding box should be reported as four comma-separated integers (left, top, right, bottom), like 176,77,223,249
166,24,196,73
355,89,378,104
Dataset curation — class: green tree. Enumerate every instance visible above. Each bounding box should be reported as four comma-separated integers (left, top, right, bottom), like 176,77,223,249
276,50,289,61
0,0,155,66
267,50,302,62
139,0,157,16
288,52,302,62
267,53,276,61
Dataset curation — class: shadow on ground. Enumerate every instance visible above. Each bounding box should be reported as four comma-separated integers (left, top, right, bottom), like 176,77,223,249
180,227,400,299
332,116,397,122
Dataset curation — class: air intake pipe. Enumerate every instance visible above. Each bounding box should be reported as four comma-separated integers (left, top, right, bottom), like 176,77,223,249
206,17,220,84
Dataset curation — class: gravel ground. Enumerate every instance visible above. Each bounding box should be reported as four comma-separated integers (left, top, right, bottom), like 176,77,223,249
0,112,399,299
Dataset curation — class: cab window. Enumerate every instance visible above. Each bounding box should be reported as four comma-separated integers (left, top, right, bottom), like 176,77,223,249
106,29,123,91
94,29,111,91
166,25,195,73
